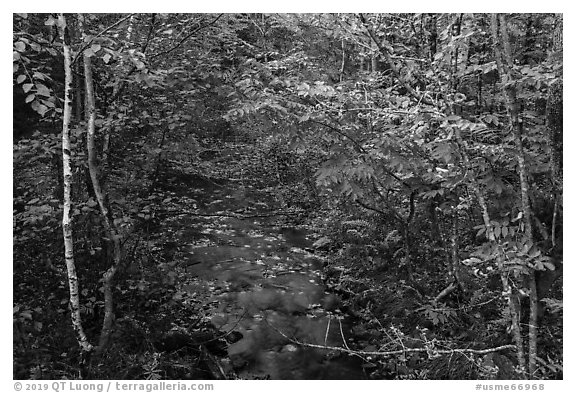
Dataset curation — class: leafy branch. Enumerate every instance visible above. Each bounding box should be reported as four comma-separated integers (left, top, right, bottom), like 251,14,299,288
358,13,433,106
149,14,224,61
72,13,136,65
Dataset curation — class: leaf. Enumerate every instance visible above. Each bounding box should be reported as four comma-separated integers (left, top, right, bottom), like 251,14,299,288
312,236,331,249
542,262,556,271
493,225,501,239
54,17,66,29
35,84,51,97
30,100,49,116
91,44,101,53
44,15,56,26
528,248,541,258
14,41,26,52
41,99,55,108
22,83,34,93
298,113,310,123
25,94,35,103
462,257,483,266
33,72,48,81
102,53,112,64
16,74,26,84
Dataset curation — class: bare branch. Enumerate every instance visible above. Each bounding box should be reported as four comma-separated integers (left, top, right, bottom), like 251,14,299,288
268,319,515,357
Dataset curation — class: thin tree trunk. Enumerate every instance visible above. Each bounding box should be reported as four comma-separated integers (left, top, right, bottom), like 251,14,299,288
101,128,111,186
75,56,82,120
450,214,466,293
371,40,378,72
58,13,93,355
126,14,135,41
455,130,526,375
522,16,535,65
451,14,462,91
492,13,538,377
339,38,346,82
544,15,563,268
102,15,136,184
402,225,413,282
150,125,169,190
426,13,437,63
546,80,562,196
546,14,563,213
402,191,417,282
79,13,123,354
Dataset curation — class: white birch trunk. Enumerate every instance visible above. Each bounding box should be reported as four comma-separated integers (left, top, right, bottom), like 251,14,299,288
58,13,93,354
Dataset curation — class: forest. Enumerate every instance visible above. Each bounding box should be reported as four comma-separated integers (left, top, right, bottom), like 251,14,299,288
13,13,562,380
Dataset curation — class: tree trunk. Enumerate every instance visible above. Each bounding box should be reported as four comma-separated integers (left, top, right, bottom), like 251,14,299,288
58,13,93,355
450,14,463,90
450,214,466,293
371,41,379,72
339,38,346,82
426,13,437,62
491,13,540,377
456,130,526,375
126,14,135,41
546,80,562,195
74,57,82,120
546,14,563,199
79,13,123,354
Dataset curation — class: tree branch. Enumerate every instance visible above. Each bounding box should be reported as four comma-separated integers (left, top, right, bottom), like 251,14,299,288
268,318,515,357
309,119,367,153
355,198,387,216
72,13,136,65
358,13,433,106
150,14,223,61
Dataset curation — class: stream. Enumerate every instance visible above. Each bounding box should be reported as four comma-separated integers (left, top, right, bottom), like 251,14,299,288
154,168,366,379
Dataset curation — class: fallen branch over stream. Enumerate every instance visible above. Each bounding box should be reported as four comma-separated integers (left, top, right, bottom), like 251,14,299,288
268,319,515,357
179,210,304,220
